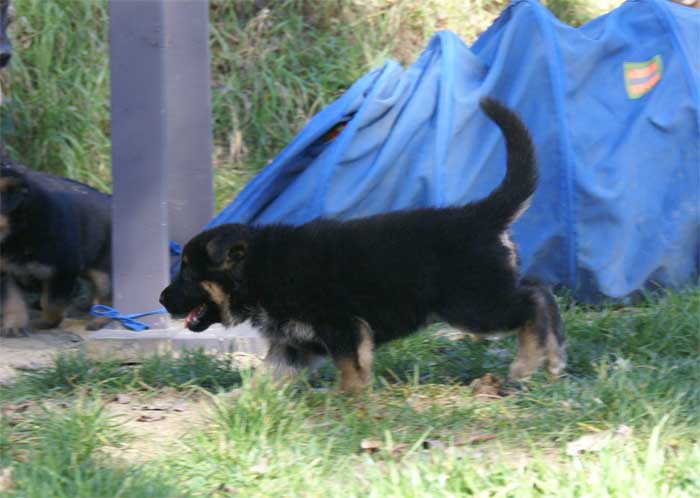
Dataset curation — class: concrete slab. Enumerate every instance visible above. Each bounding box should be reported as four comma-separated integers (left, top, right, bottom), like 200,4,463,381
84,320,269,363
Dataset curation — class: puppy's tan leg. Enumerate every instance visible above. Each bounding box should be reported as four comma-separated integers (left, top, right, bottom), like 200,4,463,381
1,275,30,337
30,278,70,330
509,285,566,380
32,303,65,330
85,269,111,331
332,321,374,393
508,323,545,380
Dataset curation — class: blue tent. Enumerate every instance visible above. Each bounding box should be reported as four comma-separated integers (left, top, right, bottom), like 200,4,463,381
207,0,699,301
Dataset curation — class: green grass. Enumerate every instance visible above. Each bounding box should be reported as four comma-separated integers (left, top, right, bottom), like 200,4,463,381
1,397,178,497
0,0,111,191
1,290,698,496
0,349,242,400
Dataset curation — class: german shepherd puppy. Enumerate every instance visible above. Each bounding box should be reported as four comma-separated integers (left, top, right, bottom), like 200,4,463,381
0,163,111,336
160,98,566,391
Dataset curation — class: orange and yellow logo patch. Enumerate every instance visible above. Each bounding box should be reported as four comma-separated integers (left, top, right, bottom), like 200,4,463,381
624,55,663,99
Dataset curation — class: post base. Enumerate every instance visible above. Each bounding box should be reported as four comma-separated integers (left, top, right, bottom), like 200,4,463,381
84,320,268,363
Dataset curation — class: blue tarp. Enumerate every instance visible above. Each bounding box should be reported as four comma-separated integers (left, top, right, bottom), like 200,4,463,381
207,0,699,300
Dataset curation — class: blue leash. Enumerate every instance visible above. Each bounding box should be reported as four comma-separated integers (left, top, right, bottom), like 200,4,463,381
89,241,181,331
90,304,168,331
169,241,182,256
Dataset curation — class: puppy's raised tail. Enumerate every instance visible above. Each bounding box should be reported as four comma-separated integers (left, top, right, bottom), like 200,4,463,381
473,98,537,225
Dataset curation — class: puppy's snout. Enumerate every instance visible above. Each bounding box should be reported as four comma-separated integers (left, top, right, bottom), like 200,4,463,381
159,287,170,307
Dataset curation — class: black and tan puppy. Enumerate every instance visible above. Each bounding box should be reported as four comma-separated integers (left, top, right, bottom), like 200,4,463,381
160,98,566,391
0,163,112,336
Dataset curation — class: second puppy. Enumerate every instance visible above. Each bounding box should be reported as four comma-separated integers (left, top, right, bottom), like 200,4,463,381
0,163,111,336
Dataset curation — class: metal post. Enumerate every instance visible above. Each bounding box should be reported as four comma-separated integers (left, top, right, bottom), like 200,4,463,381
163,1,214,245
109,0,172,328
108,0,213,327
90,0,264,360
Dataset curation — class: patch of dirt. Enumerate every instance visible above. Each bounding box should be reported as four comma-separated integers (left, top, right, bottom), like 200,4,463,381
0,319,92,385
105,391,213,462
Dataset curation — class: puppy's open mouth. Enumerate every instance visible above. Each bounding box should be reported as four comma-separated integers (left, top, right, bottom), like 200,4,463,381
185,304,208,330
183,303,221,332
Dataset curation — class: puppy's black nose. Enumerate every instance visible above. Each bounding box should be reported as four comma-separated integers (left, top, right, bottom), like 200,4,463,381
159,289,167,307
0,52,10,68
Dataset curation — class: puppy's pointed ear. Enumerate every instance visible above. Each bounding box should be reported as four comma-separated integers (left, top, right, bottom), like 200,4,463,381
205,237,247,267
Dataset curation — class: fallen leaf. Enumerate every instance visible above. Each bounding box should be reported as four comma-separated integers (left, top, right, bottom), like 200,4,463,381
360,438,383,452
470,373,502,401
566,431,612,456
467,433,497,444
0,467,13,492
115,394,131,404
136,414,165,423
452,433,497,446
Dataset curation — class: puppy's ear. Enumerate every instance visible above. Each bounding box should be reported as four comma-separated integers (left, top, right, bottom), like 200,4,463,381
206,237,247,267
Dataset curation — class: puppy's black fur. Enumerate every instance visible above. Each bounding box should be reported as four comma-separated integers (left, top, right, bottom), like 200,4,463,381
160,98,566,391
0,163,112,336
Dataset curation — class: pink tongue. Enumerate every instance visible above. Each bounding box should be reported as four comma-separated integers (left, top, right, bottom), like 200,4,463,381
185,305,204,328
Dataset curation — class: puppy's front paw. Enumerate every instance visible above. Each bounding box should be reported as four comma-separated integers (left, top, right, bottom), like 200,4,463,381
508,360,535,381
545,347,567,377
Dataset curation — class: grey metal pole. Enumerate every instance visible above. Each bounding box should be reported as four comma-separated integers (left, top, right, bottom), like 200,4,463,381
108,0,213,327
163,1,214,245
92,0,264,361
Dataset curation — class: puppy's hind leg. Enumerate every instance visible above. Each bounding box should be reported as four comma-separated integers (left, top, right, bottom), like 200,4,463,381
508,283,566,380
0,274,30,337
85,269,112,331
31,274,76,330
331,320,374,393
